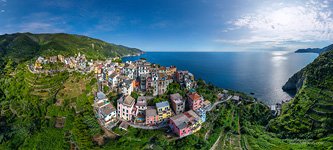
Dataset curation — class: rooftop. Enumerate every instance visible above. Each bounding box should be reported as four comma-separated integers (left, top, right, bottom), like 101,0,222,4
100,103,116,116
96,92,107,100
156,101,170,109
119,121,129,130
184,110,200,121
170,93,184,104
146,106,158,117
187,92,202,101
232,95,240,101
136,96,147,107
170,113,190,130
204,100,211,106
124,95,135,106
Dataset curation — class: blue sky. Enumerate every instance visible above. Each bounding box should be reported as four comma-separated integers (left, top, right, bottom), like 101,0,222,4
0,0,332,51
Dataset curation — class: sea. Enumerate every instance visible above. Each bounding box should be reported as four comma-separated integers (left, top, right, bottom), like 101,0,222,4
122,52,318,105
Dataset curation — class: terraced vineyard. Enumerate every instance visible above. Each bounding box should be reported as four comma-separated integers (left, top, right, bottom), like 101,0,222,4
24,67,69,100
268,49,333,140
0,62,102,149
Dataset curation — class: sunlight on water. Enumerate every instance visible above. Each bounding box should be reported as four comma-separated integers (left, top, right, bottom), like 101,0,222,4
123,52,318,105
271,51,289,67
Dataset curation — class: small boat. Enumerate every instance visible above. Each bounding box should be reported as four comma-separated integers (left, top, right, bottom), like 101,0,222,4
250,92,255,95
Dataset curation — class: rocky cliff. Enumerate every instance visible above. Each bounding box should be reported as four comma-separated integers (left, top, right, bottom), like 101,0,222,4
269,47,333,139
282,69,305,92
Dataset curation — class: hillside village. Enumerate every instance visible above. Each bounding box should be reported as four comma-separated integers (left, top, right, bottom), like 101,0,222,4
92,58,237,138
30,55,237,138
29,53,94,74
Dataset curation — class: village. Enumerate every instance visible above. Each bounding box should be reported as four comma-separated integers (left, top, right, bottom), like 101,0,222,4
29,53,94,74
30,54,238,138
92,58,238,138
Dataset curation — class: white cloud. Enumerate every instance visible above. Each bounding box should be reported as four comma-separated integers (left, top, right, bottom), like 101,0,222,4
19,22,65,33
218,0,333,49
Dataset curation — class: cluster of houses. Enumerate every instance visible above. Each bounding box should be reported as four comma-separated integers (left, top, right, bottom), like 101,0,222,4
94,92,117,128
33,53,93,72
93,59,213,137
96,59,196,96
94,90,211,137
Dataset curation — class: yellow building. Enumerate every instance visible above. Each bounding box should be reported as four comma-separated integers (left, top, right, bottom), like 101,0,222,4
34,57,44,70
57,55,65,63
156,101,172,122
185,110,202,133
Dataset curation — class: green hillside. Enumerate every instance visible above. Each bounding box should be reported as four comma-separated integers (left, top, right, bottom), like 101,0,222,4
0,62,100,149
1,34,333,149
1,62,332,149
269,49,333,139
0,33,142,62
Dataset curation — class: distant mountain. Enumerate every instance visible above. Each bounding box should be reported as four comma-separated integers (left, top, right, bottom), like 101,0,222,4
269,46,333,139
295,44,333,54
0,33,142,62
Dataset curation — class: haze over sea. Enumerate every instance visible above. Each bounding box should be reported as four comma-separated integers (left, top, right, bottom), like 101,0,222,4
123,52,317,105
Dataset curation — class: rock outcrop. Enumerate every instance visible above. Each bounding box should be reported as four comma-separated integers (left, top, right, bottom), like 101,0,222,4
282,69,305,92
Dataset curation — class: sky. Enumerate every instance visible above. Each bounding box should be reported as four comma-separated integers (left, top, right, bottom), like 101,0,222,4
0,0,333,52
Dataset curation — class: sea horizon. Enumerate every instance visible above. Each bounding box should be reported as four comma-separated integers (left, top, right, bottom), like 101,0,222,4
123,51,318,105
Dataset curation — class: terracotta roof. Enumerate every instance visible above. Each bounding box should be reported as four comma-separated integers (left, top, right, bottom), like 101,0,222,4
184,110,200,121
188,92,202,101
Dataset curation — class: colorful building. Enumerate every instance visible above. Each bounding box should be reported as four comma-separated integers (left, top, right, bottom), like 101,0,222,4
184,110,202,133
146,106,159,125
156,101,172,122
170,93,185,115
195,108,207,122
135,96,148,123
187,92,204,110
98,103,117,124
169,110,202,137
117,95,135,121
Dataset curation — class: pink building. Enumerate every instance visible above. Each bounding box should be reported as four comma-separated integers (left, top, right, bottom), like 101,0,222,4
187,92,204,110
169,110,202,137
145,106,159,125
117,95,135,121
169,113,192,137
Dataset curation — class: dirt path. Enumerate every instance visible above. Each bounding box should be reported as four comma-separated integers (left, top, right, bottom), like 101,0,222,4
210,132,223,150
237,110,242,150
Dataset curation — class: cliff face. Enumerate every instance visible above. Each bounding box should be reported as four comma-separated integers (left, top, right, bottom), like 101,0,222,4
282,69,305,92
269,49,333,139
